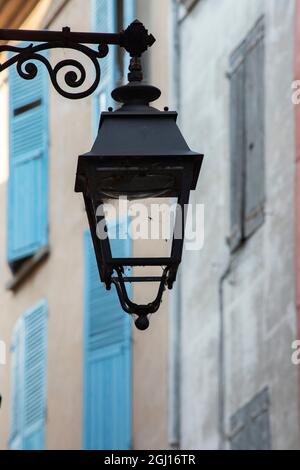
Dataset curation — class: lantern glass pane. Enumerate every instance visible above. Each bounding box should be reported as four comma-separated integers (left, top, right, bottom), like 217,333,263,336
99,197,177,260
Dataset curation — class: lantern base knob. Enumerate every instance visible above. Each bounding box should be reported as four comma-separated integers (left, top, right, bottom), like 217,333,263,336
135,315,150,331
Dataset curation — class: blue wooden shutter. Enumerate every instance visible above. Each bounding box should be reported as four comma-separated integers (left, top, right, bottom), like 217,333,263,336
93,0,118,133
8,49,48,263
9,318,25,450
123,0,136,78
23,300,48,450
83,225,132,450
9,300,48,450
123,0,136,30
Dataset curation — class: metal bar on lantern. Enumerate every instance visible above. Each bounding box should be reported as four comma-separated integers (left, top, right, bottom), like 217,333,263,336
111,277,163,283
0,28,122,45
109,258,171,267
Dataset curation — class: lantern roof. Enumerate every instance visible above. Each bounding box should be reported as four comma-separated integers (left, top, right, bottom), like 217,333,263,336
75,82,203,193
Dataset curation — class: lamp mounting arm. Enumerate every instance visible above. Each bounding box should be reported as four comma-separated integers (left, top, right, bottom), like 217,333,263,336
0,20,155,100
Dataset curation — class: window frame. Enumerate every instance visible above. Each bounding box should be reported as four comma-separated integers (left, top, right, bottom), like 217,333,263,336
228,17,265,253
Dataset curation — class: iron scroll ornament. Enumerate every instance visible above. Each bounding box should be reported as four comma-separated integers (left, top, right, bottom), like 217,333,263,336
0,21,156,99
0,39,109,100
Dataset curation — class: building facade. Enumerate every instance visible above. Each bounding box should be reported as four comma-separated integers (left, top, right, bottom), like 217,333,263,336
176,0,300,450
1,0,300,452
0,0,172,450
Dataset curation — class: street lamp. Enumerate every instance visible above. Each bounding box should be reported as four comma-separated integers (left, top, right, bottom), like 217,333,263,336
0,20,203,329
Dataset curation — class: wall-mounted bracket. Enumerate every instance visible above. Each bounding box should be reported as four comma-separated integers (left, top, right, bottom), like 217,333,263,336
0,20,155,100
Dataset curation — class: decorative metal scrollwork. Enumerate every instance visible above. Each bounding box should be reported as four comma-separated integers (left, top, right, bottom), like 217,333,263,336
0,21,156,100
0,41,109,100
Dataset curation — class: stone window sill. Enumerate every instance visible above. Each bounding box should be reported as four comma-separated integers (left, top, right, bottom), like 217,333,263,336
6,246,50,291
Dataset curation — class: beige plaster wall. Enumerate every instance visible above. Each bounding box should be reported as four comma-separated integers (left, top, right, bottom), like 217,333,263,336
0,0,171,450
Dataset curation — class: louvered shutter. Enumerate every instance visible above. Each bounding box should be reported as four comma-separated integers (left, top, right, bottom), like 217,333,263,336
229,47,245,252
83,226,132,450
93,0,118,134
8,49,48,263
9,301,48,450
229,18,265,249
9,318,25,450
23,300,48,450
244,23,265,238
123,0,136,78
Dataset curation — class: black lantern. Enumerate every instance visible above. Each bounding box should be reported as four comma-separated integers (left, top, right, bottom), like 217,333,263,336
75,64,203,329
0,20,203,329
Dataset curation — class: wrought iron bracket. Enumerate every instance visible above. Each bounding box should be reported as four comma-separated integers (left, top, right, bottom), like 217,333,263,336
0,20,155,100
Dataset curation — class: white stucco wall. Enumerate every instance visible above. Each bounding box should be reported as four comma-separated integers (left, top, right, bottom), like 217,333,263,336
179,0,299,450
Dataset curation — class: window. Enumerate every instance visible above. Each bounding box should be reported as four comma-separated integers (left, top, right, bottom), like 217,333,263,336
92,0,136,135
85,2,135,449
8,48,48,271
229,18,265,252
230,388,271,450
9,300,48,450
83,229,132,450
92,0,118,135
123,0,136,79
